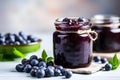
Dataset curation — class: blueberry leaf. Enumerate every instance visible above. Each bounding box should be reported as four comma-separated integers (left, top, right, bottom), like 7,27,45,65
47,57,54,63
108,54,120,70
41,50,47,62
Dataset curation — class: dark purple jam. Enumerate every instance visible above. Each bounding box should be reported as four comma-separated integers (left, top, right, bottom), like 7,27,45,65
53,17,93,68
91,15,120,53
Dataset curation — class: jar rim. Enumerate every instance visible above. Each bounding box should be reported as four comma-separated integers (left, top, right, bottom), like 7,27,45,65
55,17,90,24
91,14,120,24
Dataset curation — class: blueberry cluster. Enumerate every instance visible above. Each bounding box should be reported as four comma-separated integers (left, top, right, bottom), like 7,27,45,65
93,56,112,71
0,32,39,45
15,55,72,78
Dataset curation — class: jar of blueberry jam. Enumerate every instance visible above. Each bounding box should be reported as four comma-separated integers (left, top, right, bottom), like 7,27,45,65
53,17,97,68
91,15,120,53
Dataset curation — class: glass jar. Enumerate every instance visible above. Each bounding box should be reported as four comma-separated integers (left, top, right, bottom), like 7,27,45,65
53,17,97,68
91,15,120,53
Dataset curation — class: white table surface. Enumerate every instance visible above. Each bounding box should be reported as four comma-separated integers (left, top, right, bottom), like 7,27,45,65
0,33,120,80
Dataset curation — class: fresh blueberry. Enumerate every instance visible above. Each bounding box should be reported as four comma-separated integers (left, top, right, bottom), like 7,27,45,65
16,64,24,72
61,69,66,76
30,59,39,66
24,64,32,73
78,17,84,22
54,69,62,76
31,38,38,42
39,66,46,70
30,69,37,77
38,61,47,67
0,38,5,44
64,70,72,78
101,58,108,64
45,68,54,77
105,64,112,71
0,33,3,38
14,41,20,45
32,66,39,70
47,66,55,70
56,65,63,71
62,18,70,22
21,58,29,65
19,31,27,40
35,69,45,78
47,61,54,66
93,56,101,62
30,55,38,61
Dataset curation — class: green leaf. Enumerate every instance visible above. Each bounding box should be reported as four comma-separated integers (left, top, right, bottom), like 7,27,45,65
47,57,54,62
108,54,120,70
41,50,48,62
113,54,119,66
13,48,25,59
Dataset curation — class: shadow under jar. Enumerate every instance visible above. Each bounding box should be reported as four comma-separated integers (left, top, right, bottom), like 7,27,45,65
91,15,120,53
53,17,97,68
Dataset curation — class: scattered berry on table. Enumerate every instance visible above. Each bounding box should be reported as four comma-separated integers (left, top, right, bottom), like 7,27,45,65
93,56,101,62
105,64,112,71
101,58,108,64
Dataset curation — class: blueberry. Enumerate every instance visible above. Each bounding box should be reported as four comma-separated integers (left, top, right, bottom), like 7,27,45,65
24,64,32,73
32,66,39,70
38,61,47,67
39,66,46,70
61,69,66,76
26,40,31,44
14,41,20,45
16,64,24,72
45,68,54,77
47,61,54,66
78,17,84,22
54,69,62,76
101,58,108,64
19,31,27,40
47,66,55,70
36,69,45,78
30,69,37,77
0,38,5,44
64,70,72,78
62,18,70,22
21,58,29,65
93,56,101,62
56,65,63,71
0,33,3,38
31,38,38,42
105,64,112,71
30,55,38,61
30,59,39,66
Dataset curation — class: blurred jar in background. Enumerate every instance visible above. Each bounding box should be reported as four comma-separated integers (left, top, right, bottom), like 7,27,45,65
91,14,120,53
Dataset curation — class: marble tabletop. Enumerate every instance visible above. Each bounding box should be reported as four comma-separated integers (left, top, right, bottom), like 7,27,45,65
0,33,120,80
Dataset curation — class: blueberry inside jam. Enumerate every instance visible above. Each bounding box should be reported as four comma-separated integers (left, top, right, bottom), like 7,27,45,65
53,17,93,68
